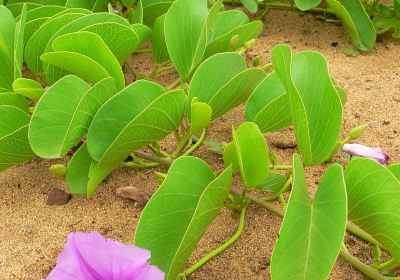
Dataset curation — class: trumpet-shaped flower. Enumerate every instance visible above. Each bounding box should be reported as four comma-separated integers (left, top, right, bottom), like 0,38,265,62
47,231,164,280
342,143,389,165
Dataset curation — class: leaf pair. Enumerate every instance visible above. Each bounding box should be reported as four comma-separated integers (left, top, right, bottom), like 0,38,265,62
25,11,149,85
345,158,400,261
189,52,266,120
271,154,347,280
135,156,232,280
327,0,376,51
0,5,26,91
266,45,343,166
154,0,263,80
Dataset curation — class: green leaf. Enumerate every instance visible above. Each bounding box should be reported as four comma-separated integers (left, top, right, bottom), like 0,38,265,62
87,80,186,168
388,163,400,180
272,45,342,166
6,3,41,17
223,142,239,171
164,0,221,80
0,93,29,112
131,23,152,46
205,20,263,58
294,0,321,11
258,172,288,193
41,51,110,86
373,4,400,38
232,122,269,188
345,158,400,261
245,72,292,133
14,3,26,81
327,0,376,51
131,0,143,23
81,22,141,64
211,10,248,39
66,143,116,196
25,11,90,74
0,105,35,171
12,78,44,101
44,31,125,90
190,100,211,135
189,52,266,119
271,154,347,280
142,0,174,26
240,0,257,13
135,156,232,280
23,5,67,42
0,6,16,90
152,14,169,65
29,76,116,158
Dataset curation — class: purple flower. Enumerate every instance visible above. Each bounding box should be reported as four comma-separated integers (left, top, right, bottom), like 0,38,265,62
47,231,164,280
342,143,389,165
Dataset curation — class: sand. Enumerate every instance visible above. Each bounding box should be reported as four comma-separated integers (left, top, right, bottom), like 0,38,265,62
1,8,400,280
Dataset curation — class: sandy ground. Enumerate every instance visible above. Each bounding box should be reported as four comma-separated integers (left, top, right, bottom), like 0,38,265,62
1,8,400,280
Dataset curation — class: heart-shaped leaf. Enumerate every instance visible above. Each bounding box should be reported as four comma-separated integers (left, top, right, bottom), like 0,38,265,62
271,154,347,280
327,0,376,51
245,72,292,133
66,143,116,196
189,52,266,119
272,44,342,166
165,0,221,81
0,105,35,171
345,158,400,261
42,31,125,90
135,156,232,280
29,75,116,158
12,78,44,101
87,80,186,167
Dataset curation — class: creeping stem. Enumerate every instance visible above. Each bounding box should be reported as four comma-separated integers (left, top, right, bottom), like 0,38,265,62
222,0,335,15
182,129,207,156
179,206,247,279
339,247,387,280
231,189,390,279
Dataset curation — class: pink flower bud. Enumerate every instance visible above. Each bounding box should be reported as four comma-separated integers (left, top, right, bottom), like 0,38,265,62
342,143,389,165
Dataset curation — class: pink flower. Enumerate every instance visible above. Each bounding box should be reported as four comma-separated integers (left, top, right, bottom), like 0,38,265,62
342,143,389,165
47,231,164,280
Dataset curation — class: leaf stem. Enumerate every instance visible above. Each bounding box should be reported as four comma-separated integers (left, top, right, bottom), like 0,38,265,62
339,246,387,280
271,164,292,170
172,131,191,158
179,206,247,278
133,150,172,167
377,258,400,271
123,161,160,168
167,78,181,90
346,222,380,247
182,129,207,156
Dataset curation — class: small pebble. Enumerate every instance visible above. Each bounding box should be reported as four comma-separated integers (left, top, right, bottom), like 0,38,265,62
47,188,71,206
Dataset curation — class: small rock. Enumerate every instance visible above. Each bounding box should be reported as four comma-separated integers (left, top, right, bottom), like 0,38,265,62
330,41,339,47
47,188,71,206
383,120,391,125
116,186,152,207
